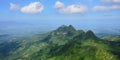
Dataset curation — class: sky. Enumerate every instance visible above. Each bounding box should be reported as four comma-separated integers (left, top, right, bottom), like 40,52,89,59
0,0,120,21
0,0,120,37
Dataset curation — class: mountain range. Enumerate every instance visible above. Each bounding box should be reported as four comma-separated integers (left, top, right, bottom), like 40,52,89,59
0,25,120,60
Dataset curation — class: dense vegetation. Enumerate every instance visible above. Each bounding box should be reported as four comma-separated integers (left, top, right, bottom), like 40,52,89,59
0,25,120,60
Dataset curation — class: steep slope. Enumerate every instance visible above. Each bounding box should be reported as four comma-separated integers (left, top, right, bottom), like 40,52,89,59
48,40,117,60
0,25,120,60
101,36,120,59
38,30,118,60
26,25,119,60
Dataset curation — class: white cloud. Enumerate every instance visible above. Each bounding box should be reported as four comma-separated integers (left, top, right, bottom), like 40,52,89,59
101,0,120,3
93,6,109,11
21,2,44,14
93,5,120,11
93,0,120,12
111,5,120,10
54,1,64,8
59,5,87,14
10,3,20,10
54,1,87,14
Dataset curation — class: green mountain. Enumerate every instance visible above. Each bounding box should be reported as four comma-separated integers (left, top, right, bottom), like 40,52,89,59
101,36,120,41
0,25,120,60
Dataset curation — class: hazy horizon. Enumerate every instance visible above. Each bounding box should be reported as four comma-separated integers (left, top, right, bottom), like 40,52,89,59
0,0,120,38
0,19,120,37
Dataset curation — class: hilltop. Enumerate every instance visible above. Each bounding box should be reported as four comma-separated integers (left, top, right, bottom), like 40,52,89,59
0,25,120,60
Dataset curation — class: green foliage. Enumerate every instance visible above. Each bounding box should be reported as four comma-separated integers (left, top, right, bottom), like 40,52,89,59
0,25,120,60
102,36,120,41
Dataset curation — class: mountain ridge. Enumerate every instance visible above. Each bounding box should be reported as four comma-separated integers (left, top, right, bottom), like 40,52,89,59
0,25,120,60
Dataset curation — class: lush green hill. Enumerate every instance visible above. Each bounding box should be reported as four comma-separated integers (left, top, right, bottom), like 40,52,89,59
0,25,120,60
101,36,120,41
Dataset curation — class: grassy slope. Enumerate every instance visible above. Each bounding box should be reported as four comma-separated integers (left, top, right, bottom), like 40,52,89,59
101,36,120,41
0,25,120,60
48,39,118,60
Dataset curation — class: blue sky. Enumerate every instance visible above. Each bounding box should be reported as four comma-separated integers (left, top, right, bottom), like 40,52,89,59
0,0,120,21
0,0,120,37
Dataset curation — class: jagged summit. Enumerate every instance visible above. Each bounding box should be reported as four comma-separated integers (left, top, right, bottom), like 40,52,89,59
52,25,76,36
56,25,76,32
68,25,76,31
0,25,119,60
53,25,98,39
85,30,98,39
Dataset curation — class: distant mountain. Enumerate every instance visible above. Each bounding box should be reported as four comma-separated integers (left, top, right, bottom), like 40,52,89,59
0,25,120,60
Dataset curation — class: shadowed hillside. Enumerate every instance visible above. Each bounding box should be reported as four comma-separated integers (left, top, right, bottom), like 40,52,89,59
0,25,120,60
